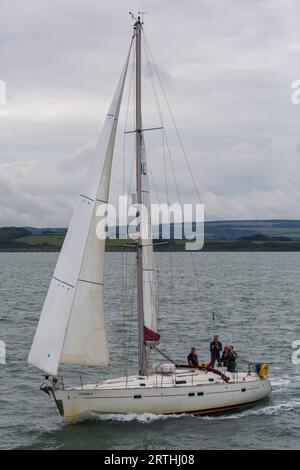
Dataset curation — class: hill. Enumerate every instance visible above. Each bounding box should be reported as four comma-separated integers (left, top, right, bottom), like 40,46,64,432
1,220,300,251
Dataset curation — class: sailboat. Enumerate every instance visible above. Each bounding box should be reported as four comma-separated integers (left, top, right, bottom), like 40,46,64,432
28,16,271,422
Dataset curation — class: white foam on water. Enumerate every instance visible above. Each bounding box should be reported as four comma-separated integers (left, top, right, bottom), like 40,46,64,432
270,376,291,386
261,401,300,415
84,399,300,423
90,412,187,424
201,400,300,421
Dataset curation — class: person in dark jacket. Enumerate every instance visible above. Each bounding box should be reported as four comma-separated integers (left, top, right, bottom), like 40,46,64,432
221,345,229,368
187,347,198,367
210,335,222,368
226,345,237,372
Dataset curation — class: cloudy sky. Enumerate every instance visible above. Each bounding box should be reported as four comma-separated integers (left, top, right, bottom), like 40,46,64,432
1,0,300,227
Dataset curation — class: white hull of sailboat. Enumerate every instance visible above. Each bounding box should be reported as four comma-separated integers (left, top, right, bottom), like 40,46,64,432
52,370,271,423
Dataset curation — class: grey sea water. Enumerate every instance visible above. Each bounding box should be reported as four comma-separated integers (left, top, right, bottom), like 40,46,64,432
0,252,299,450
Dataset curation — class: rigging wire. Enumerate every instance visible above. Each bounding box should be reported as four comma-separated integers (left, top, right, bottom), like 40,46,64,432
121,26,211,370
121,44,135,366
121,40,140,377
142,33,181,206
141,29,215,349
141,33,177,353
142,31,207,353
142,30,203,204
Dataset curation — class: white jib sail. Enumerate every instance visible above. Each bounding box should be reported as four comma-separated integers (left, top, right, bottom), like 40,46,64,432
28,44,132,375
140,139,158,338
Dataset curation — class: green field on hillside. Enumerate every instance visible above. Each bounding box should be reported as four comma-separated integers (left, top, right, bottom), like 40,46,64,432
10,234,300,252
16,234,65,247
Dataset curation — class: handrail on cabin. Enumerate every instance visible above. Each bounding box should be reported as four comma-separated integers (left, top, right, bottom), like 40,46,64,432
175,364,230,383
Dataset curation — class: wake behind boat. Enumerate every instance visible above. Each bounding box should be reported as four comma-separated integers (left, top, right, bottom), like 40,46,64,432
28,15,271,423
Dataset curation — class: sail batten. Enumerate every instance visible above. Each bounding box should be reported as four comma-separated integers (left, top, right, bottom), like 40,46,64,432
28,43,132,375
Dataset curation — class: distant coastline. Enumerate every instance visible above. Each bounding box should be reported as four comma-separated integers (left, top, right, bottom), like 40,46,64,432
2,239,300,252
1,220,300,252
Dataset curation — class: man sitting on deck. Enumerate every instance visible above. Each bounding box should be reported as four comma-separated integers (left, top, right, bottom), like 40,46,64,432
187,347,198,367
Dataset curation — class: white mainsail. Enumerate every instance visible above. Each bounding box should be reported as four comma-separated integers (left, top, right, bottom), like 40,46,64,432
140,139,159,342
28,45,132,375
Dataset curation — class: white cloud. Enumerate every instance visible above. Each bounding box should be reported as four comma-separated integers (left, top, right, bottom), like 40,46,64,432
0,0,300,226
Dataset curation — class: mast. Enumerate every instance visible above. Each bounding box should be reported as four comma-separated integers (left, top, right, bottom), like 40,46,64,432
134,15,146,375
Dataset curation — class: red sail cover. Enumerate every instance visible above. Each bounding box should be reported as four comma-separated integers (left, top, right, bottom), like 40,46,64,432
144,326,160,343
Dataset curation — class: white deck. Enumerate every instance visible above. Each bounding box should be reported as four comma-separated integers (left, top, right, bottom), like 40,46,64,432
67,368,260,391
